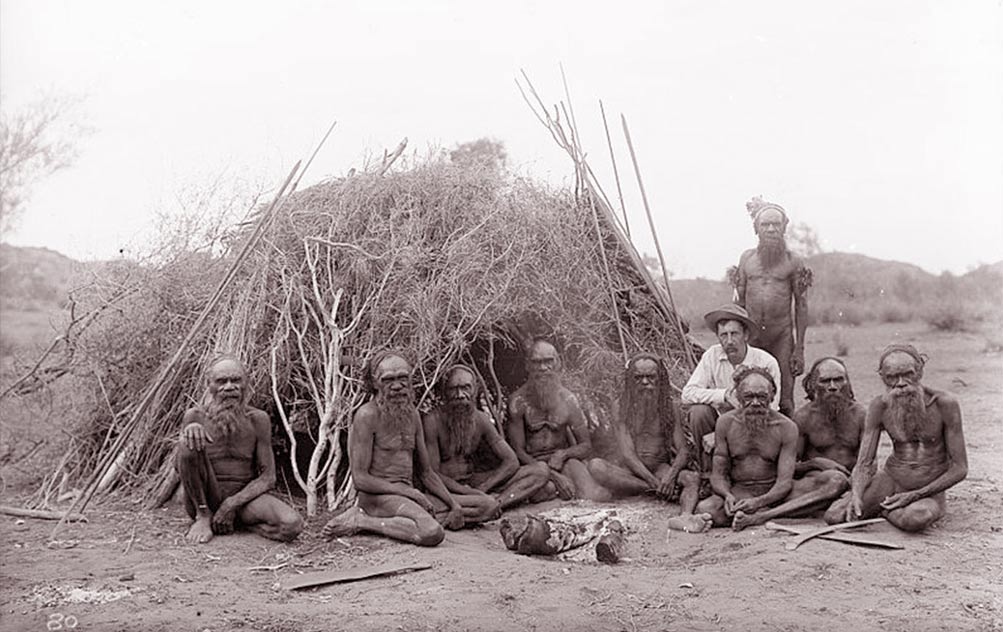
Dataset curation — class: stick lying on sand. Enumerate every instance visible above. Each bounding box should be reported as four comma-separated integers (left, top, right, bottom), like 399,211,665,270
0,505,87,522
282,562,432,591
782,518,887,551
765,521,903,550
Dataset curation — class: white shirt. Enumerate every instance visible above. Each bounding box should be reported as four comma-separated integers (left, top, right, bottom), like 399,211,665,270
681,344,782,412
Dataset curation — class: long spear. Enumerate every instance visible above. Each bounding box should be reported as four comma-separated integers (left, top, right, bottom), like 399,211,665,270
620,114,696,369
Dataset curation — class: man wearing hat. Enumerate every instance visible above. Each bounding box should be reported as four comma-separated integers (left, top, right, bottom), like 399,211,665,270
681,304,782,472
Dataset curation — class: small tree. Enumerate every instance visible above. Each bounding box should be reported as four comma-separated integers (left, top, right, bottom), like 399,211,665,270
787,221,823,258
449,138,507,172
0,96,86,236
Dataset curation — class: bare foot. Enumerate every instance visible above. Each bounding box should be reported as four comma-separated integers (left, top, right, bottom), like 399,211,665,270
322,506,361,539
185,516,214,544
666,513,713,534
731,510,764,531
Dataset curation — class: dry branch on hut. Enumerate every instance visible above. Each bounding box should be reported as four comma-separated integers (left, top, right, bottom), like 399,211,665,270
18,101,693,519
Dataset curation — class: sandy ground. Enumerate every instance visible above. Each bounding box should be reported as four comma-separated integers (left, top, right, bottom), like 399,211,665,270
2,322,1001,632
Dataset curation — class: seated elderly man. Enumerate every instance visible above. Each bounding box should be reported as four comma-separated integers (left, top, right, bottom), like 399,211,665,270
682,305,782,474
587,352,712,533
832,344,968,532
176,354,303,544
422,364,550,523
323,350,463,546
793,357,866,523
696,366,848,530
506,338,609,501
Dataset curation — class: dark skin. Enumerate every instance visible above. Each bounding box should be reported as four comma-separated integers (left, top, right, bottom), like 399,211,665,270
507,341,606,501
792,360,865,475
838,352,968,532
423,368,549,521
177,359,302,544
736,208,809,415
697,373,800,530
588,358,712,533
322,355,463,546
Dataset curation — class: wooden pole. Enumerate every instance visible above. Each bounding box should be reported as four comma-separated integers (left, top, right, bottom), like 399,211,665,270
620,114,696,369
599,100,630,238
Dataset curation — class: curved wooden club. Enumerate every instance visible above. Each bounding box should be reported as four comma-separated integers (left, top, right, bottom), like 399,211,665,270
785,518,887,551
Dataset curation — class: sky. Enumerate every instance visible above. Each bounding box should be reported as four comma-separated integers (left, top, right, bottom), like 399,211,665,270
2,0,1001,279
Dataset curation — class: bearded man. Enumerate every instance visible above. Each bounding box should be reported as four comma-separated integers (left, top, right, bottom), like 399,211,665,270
176,354,303,544
506,338,609,501
322,350,463,546
587,353,712,533
832,345,968,532
733,196,812,416
793,357,866,523
422,364,550,523
695,367,847,531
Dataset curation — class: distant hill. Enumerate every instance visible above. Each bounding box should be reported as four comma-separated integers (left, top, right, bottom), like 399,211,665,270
0,244,81,311
669,251,1003,331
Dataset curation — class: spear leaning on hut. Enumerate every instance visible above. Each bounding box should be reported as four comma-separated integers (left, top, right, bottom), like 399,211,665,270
52,161,302,535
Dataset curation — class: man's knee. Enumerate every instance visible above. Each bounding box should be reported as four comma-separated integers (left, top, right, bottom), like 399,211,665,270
817,469,849,494
176,443,203,469
889,499,942,532
525,461,550,483
587,458,610,478
417,521,446,546
276,511,304,541
677,470,699,487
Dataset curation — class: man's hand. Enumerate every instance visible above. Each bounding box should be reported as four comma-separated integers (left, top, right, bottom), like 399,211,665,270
181,423,214,452
880,491,918,512
701,431,715,454
551,471,575,500
792,349,805,378
405,489,435,513
723,493,739,516
731,496,763,514
845,491,863,522
547,451,567,471
440,506,464,531
655,472,678,500
211,499,237,535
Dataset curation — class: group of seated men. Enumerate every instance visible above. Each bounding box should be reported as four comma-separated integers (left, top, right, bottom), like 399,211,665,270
174,305,968,547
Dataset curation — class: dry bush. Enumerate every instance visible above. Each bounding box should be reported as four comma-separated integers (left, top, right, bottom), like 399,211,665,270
23,156,689,514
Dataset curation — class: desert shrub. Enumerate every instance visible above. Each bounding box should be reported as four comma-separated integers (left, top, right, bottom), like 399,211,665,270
878,302,912,324
924,305,969,332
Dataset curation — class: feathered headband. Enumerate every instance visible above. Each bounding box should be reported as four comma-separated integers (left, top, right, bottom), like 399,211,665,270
746,196,789,231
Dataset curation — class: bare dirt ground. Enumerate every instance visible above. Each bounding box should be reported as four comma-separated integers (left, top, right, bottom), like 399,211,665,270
2,322,1001,632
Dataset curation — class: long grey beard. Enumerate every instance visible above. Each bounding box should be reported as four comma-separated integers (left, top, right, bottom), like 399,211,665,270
528,374,562,412
625,389,660,436
819,392,851,423
740,407,770,435
443,402,477,457
206,399,245,437
377,395,415,434
886,388,927,438
757,238,787,268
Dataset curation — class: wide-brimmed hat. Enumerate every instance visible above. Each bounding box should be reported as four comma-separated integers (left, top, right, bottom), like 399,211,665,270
704,304,759,333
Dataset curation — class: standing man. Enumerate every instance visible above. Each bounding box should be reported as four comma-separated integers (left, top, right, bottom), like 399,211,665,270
587,353,712,533
322,350,464,546
682,305,782,473
733,196,813,416
176,354,303,544
422,364,551,522
835,345,968,532
506,338,609,501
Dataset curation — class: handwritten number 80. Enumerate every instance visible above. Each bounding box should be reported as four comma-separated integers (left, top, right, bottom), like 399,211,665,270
47,613,78,630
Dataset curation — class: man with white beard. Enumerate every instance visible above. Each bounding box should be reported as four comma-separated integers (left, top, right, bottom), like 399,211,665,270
322,350,464,546
695,366,842,531
733,197,812,417
506,338,609,501
422,364,550,523
176,354,303,544
834,345,968,532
